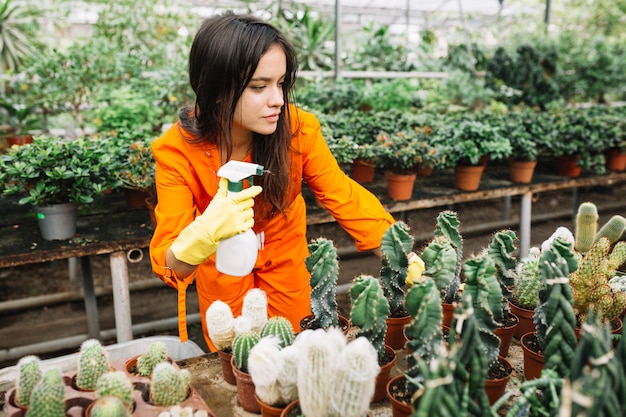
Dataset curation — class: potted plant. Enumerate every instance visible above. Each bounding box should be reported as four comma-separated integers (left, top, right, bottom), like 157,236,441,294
0,96,40,146
602,107,626,172
0,134,112,240
231,331,262,413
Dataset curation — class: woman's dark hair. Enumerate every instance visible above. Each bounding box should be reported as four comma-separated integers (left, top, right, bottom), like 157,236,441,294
180,11,298,218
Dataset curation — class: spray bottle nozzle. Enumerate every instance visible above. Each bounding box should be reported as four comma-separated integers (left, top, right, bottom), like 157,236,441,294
217,160,265,193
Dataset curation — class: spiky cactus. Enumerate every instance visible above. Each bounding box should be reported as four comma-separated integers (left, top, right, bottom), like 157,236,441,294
511,247,541,309
595,214,626,244
90,396,131,417
136,341,168,377
404,276,445,399
205,300,235,351
76,339,111,390
241,288,268,333
15,355,42,408
349,274,390,362
260,316,295,348
305,237,340,329
150,362,190,407
232,331,260,373
327,337,380,417
575,202,599,253
95,371,133,409
25,368,65,417
412,354,465,417
486,230,518,317
276,344,301,404
380,221,414,316
248,337,283,406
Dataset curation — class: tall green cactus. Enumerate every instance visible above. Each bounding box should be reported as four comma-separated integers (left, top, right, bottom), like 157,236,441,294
136,341,168,377
575,201,599,253
90,396,132,417
404,276,445,399
15,355,42,408
511,248,541,309
434,211,463,302
260,316,295,348
412,354,465,417
487,230,518,316
25,368,65,417
349,274,390,362
95,371,133,409
305,237,340,329
149,362,190,407
232,331,260,373
76,339,111,390
380,221,414,316
595,214,626,244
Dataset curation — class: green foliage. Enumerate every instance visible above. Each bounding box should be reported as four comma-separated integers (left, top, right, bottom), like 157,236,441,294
93,85,162,134
15,355,42,408
305,237,340,329
260,316,295,348
112,133,157,195
149,362,190,407
26,368,64,417
349,274,390,362
232,331,260,373
380,221,414,316
76,339,111,391
136,341,168,377
374,127,441,174
0,0,41,72
95,371,133,409
344,23,415,72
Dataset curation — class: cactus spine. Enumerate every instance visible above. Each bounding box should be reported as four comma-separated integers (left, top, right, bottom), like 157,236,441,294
305,237,340,329
136,341,168,377
512,248,541,309
26,368,65,417
150,362,190,407
232,331,260,373
15,355,42,408
76,339,111,390
95,371,133,409
380,221,414,316
205,300,235,351
90,396,131,417
260,316,295,348
575,202,599,253
241,288,268,333
349,274,389,362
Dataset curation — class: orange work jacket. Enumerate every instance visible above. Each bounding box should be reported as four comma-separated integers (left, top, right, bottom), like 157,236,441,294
149,106,394,349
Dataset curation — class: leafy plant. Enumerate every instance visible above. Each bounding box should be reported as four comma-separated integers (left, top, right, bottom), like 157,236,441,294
0,0,41,72
375,127,441,174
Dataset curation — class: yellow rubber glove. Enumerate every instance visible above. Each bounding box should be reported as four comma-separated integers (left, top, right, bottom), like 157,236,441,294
171,177,263,265
406,252,425,286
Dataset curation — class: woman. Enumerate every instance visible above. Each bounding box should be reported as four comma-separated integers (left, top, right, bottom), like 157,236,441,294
149,11,422,350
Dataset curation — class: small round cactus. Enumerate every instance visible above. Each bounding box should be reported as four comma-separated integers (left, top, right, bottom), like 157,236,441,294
150,362,190,407
90,396,131,417
232,331,260,373
260,316,295,348
76,339,111,390
136,341,168,377
95,371,133,409
15,355,42,408
26,368,65,417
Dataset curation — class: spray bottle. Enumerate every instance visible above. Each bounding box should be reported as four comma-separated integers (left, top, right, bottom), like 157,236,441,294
215,160,265,276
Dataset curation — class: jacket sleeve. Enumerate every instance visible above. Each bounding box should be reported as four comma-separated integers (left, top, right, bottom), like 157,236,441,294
297,109,395,251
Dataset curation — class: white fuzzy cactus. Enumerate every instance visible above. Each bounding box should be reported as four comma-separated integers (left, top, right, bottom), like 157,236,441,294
541,226,575,253
205,300,235,351
327,337,379,417
242,288,268,332
248,337,283,406
232,315,253,336
277,344,301,404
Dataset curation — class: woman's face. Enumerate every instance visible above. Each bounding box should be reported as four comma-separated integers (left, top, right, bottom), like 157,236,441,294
232,44,286,141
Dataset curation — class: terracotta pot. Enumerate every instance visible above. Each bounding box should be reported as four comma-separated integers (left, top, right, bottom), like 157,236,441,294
495,313,519,358
299,314,351,335
605,148,626,172
509,302,535,340
372,345,397,403
442,302,454,328
574,317,623,344
385,314,412,350
509,159,537,184
255,394,287,417
230,356,261,413
350,159,376,183
124,188,151,209
415,165,433,177
280,399,374,417
217,349,236,385
385,171,416,201
386,375,413,417
6,134,34,146
520,332,544,380
485,356,514,405
454,164,484,191
557,154,582,178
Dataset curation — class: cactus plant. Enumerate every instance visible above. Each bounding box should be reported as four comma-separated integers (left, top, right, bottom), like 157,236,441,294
595,214,626,244
275,344,301,404
575,202,599,253
15,355,42,408
349,274,390,363
260,316,295,348
248,336,284,406
150,362,191,407
90,396,132,417
136,341,168,377
95,371,133,409
305,237,340,329
232,331,261,373
412,354,466,417
486,229,518,318
241,288,268,333
76,339,111,390
26,368,65,417
380,221,414,317
205,300,235,351
511,247,541,309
